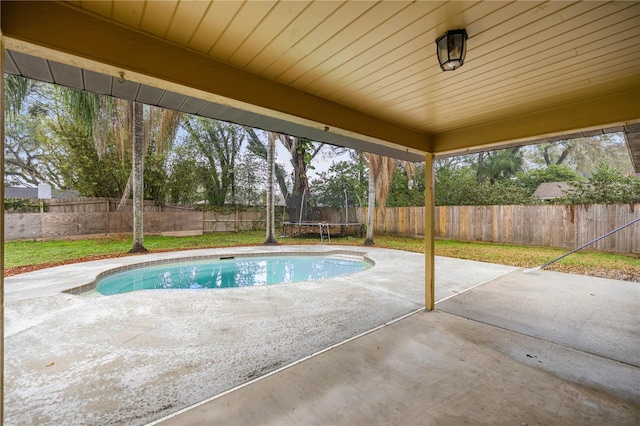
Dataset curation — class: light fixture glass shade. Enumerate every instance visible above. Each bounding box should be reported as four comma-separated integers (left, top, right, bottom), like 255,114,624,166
436,29,468,71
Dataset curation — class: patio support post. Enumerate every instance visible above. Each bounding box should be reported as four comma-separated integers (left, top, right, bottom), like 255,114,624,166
1,20,6,420
424,153,435,311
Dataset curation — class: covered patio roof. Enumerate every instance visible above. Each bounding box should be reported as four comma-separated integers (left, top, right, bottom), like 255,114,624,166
2,0,639,163
1,2,639,421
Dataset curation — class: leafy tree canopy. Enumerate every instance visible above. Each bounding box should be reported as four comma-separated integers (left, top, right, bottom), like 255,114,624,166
310,156,366,208
515,164,582,193
560,162,640,204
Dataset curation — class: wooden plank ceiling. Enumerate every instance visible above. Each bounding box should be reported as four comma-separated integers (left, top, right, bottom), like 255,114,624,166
2,0,639,162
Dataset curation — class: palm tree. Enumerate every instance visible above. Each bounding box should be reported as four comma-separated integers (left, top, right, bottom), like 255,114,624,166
364,153,413,245
476,148,523,184
364,157,377,246
264,131,278,245
4,75,33,117
54,88,145,252
57,86,113,159
129,101,147,253
364,153,394,245
56,86,184,251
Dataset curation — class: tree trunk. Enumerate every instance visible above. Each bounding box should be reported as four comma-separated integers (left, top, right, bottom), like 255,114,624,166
364,164,376,246
129,102,147,253
476,151,486,183
556,146,571,165
264,132,278,245
284,136,311,222
543,145,551,166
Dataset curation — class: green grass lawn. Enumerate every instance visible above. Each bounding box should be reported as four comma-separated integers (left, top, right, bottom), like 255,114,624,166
4,231,639,282
4,232,267,270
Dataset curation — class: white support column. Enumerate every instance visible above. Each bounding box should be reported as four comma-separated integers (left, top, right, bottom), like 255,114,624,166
424,153,435,311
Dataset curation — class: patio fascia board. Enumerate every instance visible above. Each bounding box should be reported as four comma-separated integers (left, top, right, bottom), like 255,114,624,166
432,81,640,156
1,1,431,157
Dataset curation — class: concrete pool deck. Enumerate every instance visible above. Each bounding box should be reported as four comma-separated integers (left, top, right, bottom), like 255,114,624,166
3,245,639,425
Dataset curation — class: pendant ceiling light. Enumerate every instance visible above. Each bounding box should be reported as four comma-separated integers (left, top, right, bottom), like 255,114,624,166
435,29,468,71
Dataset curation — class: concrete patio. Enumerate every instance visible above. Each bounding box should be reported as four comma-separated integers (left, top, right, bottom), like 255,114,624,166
3,245,639,425
158,267,640,426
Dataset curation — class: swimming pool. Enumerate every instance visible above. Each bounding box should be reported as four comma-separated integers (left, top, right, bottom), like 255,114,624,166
96,254,372,295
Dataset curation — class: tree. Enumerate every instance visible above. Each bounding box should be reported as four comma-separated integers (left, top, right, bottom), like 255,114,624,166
245,128,326,221
386,164,424,207
4,75,34,118
4,109,62,188
129,102,147,253
527,141,573,167
48,93,131,197
182,118,244,207
434,158,535,206
434,162,477,205
476,148,524,184
561,162,640,204
264,132,278,245
363,153,395,245
245,127,290,204
275,134,324,222
566,134,634,177
364,155,377,246
3,78,64,188
233,150,267,206
311,154,367,209
56,85,114,160
166,144,201,205
362,153,418,244
51,87,182,252
524,134,634,177
515,164,582,194
142,108,183,203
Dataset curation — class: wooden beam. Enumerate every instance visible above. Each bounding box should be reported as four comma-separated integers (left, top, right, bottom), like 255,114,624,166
432,82,640,155
1,1,431,154
424,153,435,311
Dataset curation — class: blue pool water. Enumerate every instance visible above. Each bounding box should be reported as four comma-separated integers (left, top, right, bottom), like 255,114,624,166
96,255,371,295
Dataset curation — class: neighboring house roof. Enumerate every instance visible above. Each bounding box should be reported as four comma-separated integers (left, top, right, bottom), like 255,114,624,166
4,187,38,199
533,182,572,200
4,185,79,199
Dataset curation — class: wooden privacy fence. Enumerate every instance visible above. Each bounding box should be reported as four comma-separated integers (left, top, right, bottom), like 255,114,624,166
202,206,363,233
203,207,286,233
5,198,639,253
4,203,282,240
4,198,201,240
44,198,194,213
355,203,640,254
5,211,204,240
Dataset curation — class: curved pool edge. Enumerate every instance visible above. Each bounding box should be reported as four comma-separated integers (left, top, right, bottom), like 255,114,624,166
65,249,375,296
5,245,433,302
